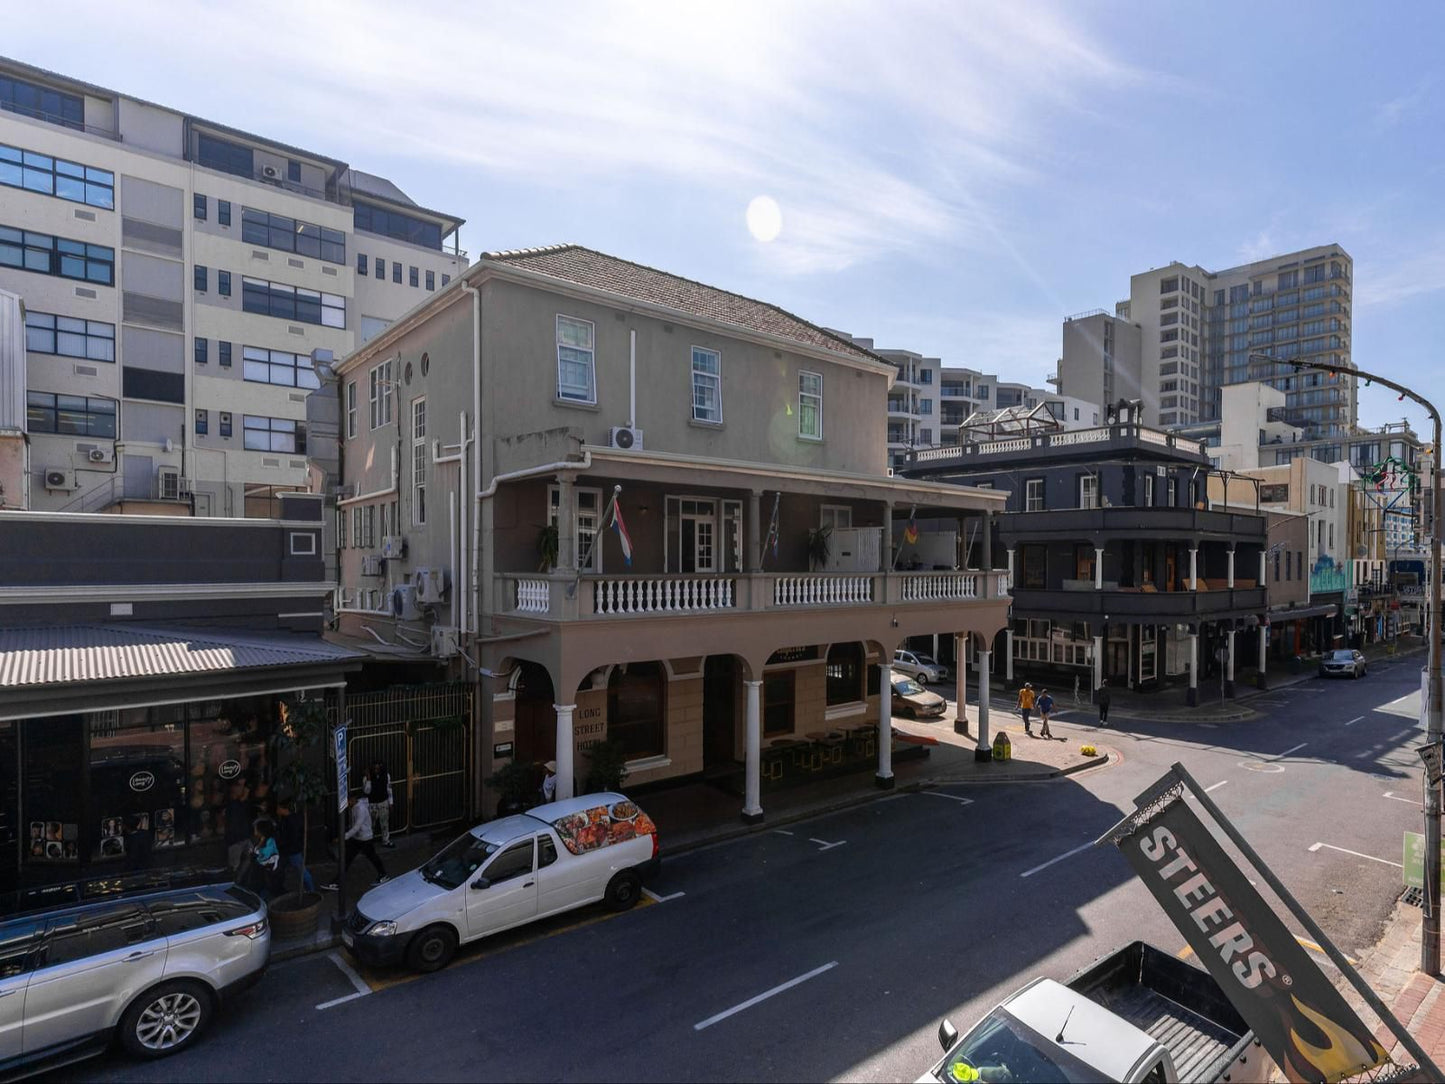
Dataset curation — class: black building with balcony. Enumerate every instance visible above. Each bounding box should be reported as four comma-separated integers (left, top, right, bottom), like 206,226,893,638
905,417,1269,703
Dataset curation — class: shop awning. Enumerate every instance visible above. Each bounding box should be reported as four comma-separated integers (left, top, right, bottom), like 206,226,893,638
1268,603,1338,622
0,625,364,720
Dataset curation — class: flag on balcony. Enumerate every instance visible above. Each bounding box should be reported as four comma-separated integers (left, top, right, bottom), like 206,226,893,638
608,500,634,566
765,492,781,562
903,505,919,545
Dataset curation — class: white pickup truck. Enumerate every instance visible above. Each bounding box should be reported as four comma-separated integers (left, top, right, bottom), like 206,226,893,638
921,942,1266,1083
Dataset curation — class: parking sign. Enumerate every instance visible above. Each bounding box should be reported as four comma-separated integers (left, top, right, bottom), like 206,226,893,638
335,725,348,812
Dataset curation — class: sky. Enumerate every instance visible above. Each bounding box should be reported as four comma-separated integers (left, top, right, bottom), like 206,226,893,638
8,0,1443,432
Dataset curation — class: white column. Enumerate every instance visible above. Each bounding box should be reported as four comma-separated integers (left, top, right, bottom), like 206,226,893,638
1094,547,1104,590
1189,547,1199,591
877,663,894,786
1258,623,1268,678
1007,548,1015,578
1259,550,1267,586
1226,628,1236,695
1005,629,1014,682
742,680,763,822
975,650,992,761
1093,634,1104,691
1227,549,1236,589
954,635,968,736
554,704,576,800
1187,630,1199,706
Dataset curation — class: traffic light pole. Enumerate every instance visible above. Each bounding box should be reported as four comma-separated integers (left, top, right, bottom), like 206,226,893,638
1250,353,1442,973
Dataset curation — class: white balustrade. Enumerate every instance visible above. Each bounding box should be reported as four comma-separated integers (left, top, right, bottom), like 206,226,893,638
1139,427,1172,447
515,578,550,614
899,572,978,601
772,574,874,607
996,572,1011,596
592,576,736,615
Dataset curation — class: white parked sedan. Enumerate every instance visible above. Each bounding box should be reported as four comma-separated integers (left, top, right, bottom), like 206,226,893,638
1318,648,1367,679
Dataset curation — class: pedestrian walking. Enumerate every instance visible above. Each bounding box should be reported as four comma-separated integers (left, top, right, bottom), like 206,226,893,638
223,780,252,872
322,795,389,889
541,760,558,804
1016,683,1036,737
1037,688,1056,739
1097,682,1111,728
275,797,315,895
363,760,395,848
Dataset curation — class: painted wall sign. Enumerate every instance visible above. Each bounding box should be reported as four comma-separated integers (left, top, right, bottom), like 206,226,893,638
128,771,155,793
768,645,819,665
493,741,514,759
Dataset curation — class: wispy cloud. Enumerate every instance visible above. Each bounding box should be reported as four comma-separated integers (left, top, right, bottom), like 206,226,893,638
1376,78,1432,127
9,0,1156,275
1356,240,1445,309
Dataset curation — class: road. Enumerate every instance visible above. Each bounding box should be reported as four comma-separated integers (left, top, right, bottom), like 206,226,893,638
68,658,1426,1082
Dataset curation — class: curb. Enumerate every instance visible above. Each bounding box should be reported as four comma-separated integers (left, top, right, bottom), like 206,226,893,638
272,932,340,962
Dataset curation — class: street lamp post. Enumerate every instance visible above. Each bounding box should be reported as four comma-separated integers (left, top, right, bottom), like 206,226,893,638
1251,352,1443,973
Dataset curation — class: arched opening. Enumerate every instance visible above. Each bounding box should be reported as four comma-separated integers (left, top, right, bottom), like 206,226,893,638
512,660,556,767
607,662,667,761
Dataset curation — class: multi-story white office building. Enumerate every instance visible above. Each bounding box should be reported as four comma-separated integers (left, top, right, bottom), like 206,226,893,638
849,336,1096,469
1058,245,1354,434
0,57,465,516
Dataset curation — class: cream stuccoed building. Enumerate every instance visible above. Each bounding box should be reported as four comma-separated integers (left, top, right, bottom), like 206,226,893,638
0,56,465,517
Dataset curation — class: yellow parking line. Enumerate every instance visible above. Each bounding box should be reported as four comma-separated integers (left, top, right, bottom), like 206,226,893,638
357,896,657,994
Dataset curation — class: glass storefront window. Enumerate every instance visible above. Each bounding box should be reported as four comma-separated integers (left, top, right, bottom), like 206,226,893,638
89,707,186,864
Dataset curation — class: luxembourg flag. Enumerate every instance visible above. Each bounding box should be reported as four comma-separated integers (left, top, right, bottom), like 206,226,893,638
609,501,634,567
903,506,919,545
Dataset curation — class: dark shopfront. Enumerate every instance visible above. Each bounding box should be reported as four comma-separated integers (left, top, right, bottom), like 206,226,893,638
0,692,312,913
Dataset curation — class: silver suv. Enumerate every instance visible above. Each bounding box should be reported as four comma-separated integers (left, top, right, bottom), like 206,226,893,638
0,883,269,1077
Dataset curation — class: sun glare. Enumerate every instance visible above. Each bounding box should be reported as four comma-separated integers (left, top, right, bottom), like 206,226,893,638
746,195,783,242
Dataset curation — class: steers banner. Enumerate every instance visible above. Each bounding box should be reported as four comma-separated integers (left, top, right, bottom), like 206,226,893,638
1115,795,1387,1082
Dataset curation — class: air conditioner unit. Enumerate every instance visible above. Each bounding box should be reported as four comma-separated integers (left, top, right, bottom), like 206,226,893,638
431,625,460,659
360,555,384,577
381,535,408,560
43,468,75,491
262,164,280,179
86,446,112,464
608,426,643,451
391,584,422,621
414,567,450,604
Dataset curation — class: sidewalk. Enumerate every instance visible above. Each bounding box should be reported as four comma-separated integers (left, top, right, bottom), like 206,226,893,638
985,637,1425,726
1337,898,1445,1079
273,709,1115,958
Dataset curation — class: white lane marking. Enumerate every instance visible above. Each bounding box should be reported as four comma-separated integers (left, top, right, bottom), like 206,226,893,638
1383,792,1421,806
1354,750,1372,759
1204,780,1229,793
921,792,975,805
316,951,372,1010
1308,842,1403,868
808,837,847,851
1238,760,1285,773
643,887,685,903
1270,742,1308,761
1020,841,1095,878
693,961,838,1031
1346,716,1365,726
771,829,794,836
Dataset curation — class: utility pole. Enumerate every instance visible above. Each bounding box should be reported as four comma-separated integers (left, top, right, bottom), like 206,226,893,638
1251,352,1442,973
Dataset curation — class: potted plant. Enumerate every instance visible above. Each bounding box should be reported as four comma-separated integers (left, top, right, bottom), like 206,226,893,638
807,524,833,571
536,523,559,572
583,739,630,794
268,695,329,938
487,759,539,816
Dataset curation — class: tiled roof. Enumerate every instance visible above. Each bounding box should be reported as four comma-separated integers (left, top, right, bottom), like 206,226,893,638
484,245,888,366
0,625,363,689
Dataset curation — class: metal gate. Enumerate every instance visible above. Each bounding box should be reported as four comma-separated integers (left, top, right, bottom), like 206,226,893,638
333,684,473,833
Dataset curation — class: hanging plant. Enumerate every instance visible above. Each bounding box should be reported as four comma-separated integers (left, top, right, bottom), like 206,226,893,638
536,523,559,572
807,524,833,570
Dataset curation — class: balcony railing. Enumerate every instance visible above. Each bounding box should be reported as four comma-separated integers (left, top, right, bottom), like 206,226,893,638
500,568,1008,619
1010,585,1268,619
911,423,1209,465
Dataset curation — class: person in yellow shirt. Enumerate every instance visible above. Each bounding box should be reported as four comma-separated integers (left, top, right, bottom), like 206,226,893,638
1016,683,1035,737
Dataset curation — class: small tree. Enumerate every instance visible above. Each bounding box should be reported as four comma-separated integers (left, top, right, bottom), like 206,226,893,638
583,739,630,794
273,696,330,907
487,759,538,815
